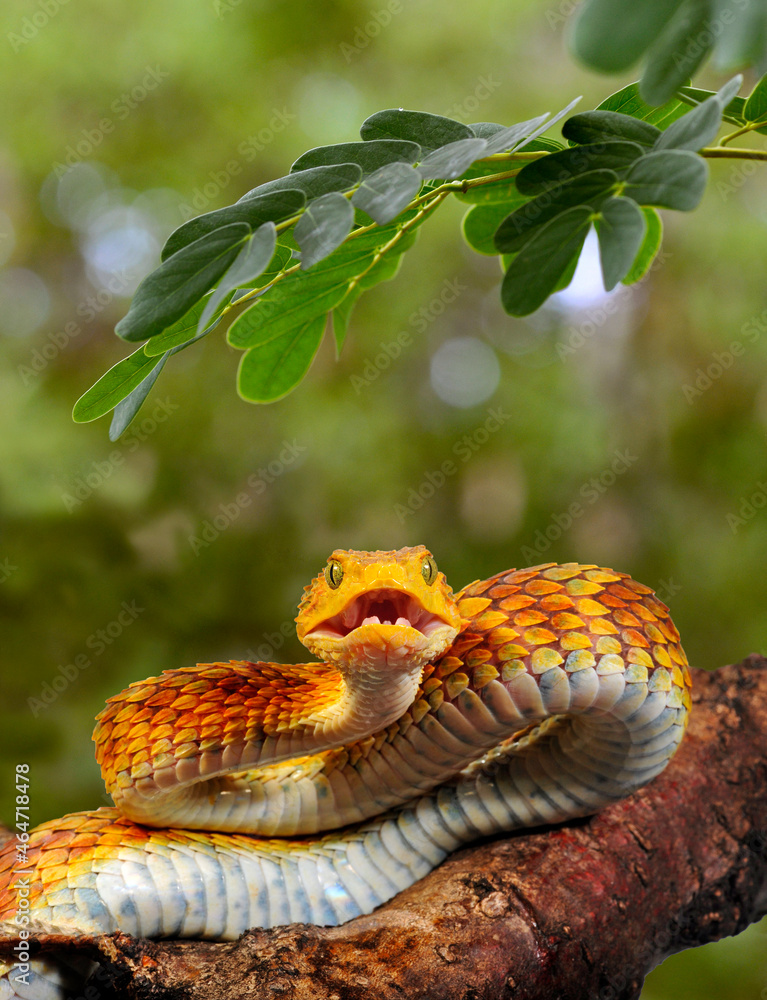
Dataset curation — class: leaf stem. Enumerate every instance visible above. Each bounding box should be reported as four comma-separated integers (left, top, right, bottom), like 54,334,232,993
700,146,767,160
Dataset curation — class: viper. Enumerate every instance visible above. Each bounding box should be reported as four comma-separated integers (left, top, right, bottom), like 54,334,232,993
0,547,691,998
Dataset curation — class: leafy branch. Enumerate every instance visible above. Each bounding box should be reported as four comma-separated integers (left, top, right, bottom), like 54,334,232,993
74,71,767,436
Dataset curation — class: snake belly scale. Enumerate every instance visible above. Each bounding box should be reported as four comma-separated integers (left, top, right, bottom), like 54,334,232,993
0,548,692,999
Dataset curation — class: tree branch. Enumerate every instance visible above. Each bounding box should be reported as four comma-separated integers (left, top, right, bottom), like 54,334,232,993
5,656,767,1000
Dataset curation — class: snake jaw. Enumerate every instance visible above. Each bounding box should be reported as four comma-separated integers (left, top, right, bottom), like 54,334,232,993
302,587,459,669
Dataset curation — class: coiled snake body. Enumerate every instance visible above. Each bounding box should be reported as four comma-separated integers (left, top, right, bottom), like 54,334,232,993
0,548,692,998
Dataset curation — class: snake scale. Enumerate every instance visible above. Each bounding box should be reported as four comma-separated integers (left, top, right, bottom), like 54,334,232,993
0,547,692,998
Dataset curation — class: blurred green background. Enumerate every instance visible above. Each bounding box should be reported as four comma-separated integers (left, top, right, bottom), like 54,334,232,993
1,0,766,995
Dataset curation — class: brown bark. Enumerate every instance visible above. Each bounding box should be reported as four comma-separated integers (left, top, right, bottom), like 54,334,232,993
4,655,767,1000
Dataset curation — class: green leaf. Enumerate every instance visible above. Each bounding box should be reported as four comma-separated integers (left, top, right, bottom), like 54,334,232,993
228,213,427,350
514,97,583,150
655,96,722,151
73,347,165,423
351,162,422,224
417,138,488,179
562,110,661,147
291,140,421,175
294,192,355,269
143,296,226,356
237,314,326,403
744,72,767,122
595,196,647,290
678,86,750,127
161,190,304,261
474,115,550,153
238,163,362,204
360,109,473,151
494,170,618,253
623,207,663,284
501,206,592,316
595,81,690,129
332,288,362,355
516,141,644,195
640,0,714,106
552,250,581,293
571,0,685,72
462,199,529,255
109,354,168,440
116,223,251,343
622,149,708,209
198,222,277,329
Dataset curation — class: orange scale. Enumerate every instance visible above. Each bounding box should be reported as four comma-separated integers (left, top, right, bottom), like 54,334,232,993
542,566,583,581
499,595,537,611
653,645,673,668
540,594,574,611
589,618,619,635
643,597,670,618
474,610,511,631
551,612,586,630
565,579,603,596
145,689,177,707
599,594,627,608
645,623,666,643
613,609,641,627
576,598,609,616
560,632,593,650
457,597,492,617
514,609,549,626
525,579,563,596
669,644,687,666
624,579,654,595
630,603,657,623
468,578,494,595
659,619,681,642
488,585,521,599
36,848,70,869
464,649,493,668
486,627,521,646
523,627,557,645
607,584,638,601
621,628,649,648
583,569,622,583
509,568,548,583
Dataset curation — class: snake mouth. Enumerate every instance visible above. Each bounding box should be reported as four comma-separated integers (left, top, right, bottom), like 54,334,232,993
306,588,449,642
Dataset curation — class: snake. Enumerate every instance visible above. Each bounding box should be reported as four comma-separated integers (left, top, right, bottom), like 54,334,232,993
0,546,692,999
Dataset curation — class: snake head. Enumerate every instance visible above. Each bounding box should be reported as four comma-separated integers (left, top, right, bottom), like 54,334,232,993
296,546,463,672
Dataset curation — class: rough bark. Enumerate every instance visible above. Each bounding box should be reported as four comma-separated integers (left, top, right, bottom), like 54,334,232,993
4,655,767,1000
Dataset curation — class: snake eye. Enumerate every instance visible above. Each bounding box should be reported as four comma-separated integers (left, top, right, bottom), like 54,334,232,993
324,560,344,589
421,555,438,586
